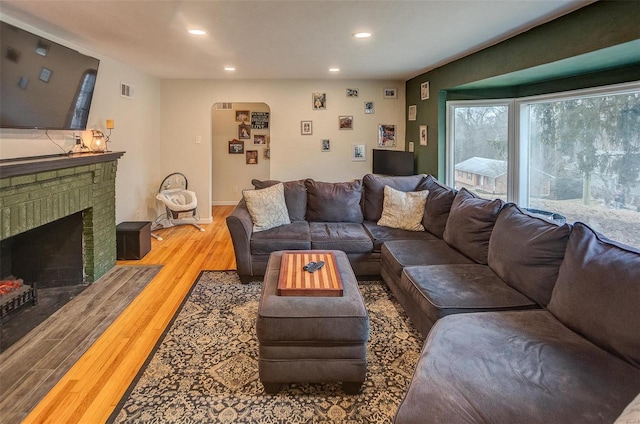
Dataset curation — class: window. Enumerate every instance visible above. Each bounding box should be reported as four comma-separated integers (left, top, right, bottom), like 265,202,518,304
447,101,512,200
446,82,640,248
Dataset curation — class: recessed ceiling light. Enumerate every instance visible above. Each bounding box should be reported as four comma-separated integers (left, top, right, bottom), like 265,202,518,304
353,32,372,39
188,29,206,36
224,66,236,71
329,68,340,73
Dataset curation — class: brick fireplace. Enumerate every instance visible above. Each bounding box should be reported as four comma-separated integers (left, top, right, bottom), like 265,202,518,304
0,152,124,284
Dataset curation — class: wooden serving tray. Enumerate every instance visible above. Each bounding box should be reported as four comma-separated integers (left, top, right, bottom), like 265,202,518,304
277,251,343,297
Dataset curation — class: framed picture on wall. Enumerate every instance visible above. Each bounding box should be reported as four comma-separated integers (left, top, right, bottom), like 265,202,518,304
228,139,244,154
408,105,417,121
312,93,326,110
235,110,250,122
238,123,251,139
264,148,270,159
339,115,353,130
421,81,430,100
352,144,366,161
420,125,428,146
364,101,374,114
254,134,268,144
346,88,358,97
301,120,312,135
383,88,397,99
378,124,396,147
246,150,258,164
321,139,331,152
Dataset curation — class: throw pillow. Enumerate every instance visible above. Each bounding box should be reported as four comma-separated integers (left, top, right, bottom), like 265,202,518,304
362,173,428,222
242,183,291,232
251,179,307,221
377,186,429,231
443,188,503,264
305,179,364,223
420,175,457,239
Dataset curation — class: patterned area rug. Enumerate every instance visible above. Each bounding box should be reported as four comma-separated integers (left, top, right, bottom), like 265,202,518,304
109,271,423,423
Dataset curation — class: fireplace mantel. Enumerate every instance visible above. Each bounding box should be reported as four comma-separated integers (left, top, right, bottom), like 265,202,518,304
0,152,124,178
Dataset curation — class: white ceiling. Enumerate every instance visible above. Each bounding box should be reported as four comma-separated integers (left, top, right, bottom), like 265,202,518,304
0,0,592,80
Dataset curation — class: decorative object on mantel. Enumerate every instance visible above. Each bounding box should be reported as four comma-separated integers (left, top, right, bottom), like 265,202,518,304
105,119,114,151
71,134,90,153
90,129,107,152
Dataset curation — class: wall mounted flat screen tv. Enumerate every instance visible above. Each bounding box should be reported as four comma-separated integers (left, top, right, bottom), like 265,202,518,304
372,149,414,176
1,21,100,130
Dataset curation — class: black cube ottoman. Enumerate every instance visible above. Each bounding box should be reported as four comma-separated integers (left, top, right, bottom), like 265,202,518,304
256,250,370,394
116,221,151,260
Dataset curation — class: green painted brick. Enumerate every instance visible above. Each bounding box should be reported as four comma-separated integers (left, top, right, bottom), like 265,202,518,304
57,168,75,177
0,178,12,189
11,174,37,186
36,171,58,182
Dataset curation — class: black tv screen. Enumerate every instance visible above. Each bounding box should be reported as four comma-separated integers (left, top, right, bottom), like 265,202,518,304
1,21,100,130
372,149,414,176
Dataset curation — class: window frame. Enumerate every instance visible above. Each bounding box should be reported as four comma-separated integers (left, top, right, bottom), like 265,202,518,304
446,81,640,206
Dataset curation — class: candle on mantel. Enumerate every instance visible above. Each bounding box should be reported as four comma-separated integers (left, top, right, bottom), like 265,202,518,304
106,119,115,129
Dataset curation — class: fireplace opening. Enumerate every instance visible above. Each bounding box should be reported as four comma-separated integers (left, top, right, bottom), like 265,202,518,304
1,212,88,352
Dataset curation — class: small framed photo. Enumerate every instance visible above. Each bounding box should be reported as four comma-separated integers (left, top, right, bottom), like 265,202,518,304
254,134,268,145
312,93,326,110
264,148,270,159
408,105,417,121
339,115,353,130
235,110,250,122
378,124,396,147
364,101,374,114
420,125,428,146
383,88,397,99
39,67,52,83
346,88,359,97
301,120,313,135
408,141,415,153
321,139,331,152
246,150,258,164
228,139,244,154
238,123,251,139
18,76,29,89
421,81,430,100
352,144,366,162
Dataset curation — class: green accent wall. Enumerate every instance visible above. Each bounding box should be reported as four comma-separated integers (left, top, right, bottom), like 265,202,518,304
405,0,640,180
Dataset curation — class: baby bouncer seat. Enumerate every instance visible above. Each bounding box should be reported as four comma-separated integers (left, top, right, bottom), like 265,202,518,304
152,172,204,240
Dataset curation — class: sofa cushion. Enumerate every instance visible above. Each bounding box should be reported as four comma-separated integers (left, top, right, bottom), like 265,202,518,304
309,222,373,253
242,183,291,232
381,239,474,282
394,311,640,424
402,264,538,327
362,173,427,222
305,179,363,223
377,185,429,231
420,175,457,239
363,221,438,252
443,188,503,264
488,204,571,307
251,179,307,221
548,222,640,368
250,221,311,255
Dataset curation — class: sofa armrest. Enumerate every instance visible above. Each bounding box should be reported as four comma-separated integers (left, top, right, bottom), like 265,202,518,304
226,199,254,277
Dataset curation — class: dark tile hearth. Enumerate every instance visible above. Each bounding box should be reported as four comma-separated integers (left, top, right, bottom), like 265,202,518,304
0,284,87,352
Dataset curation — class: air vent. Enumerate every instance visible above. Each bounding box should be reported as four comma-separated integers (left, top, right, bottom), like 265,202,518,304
216,102,232,110
120,82,134,99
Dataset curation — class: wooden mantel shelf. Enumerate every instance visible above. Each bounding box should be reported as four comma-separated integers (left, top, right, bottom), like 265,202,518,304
0,151,125,179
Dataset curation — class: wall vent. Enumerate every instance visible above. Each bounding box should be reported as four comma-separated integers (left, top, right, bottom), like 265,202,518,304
216,102,233,110
120,82,134,99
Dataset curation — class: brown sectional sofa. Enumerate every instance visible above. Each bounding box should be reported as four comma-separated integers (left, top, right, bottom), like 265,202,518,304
226,174,640,423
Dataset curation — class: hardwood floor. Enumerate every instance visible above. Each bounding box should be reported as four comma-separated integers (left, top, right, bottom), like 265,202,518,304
21,205,237,424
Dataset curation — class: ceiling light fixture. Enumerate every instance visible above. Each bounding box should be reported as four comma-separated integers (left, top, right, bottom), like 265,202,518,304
353,32,372,39
224,66,236,71
329,68,340,73
188,29,206,36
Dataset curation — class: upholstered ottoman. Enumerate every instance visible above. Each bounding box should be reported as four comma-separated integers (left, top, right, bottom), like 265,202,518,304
256,250,370,394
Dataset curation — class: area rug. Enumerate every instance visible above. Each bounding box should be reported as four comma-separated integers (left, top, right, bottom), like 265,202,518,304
109,271,423,423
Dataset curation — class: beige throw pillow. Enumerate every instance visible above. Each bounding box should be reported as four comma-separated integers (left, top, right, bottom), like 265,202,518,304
243,183,291,232
377,185,429,231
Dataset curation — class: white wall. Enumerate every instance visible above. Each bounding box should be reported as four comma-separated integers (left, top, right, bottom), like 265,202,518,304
0,16,162,224
161,79,406,213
